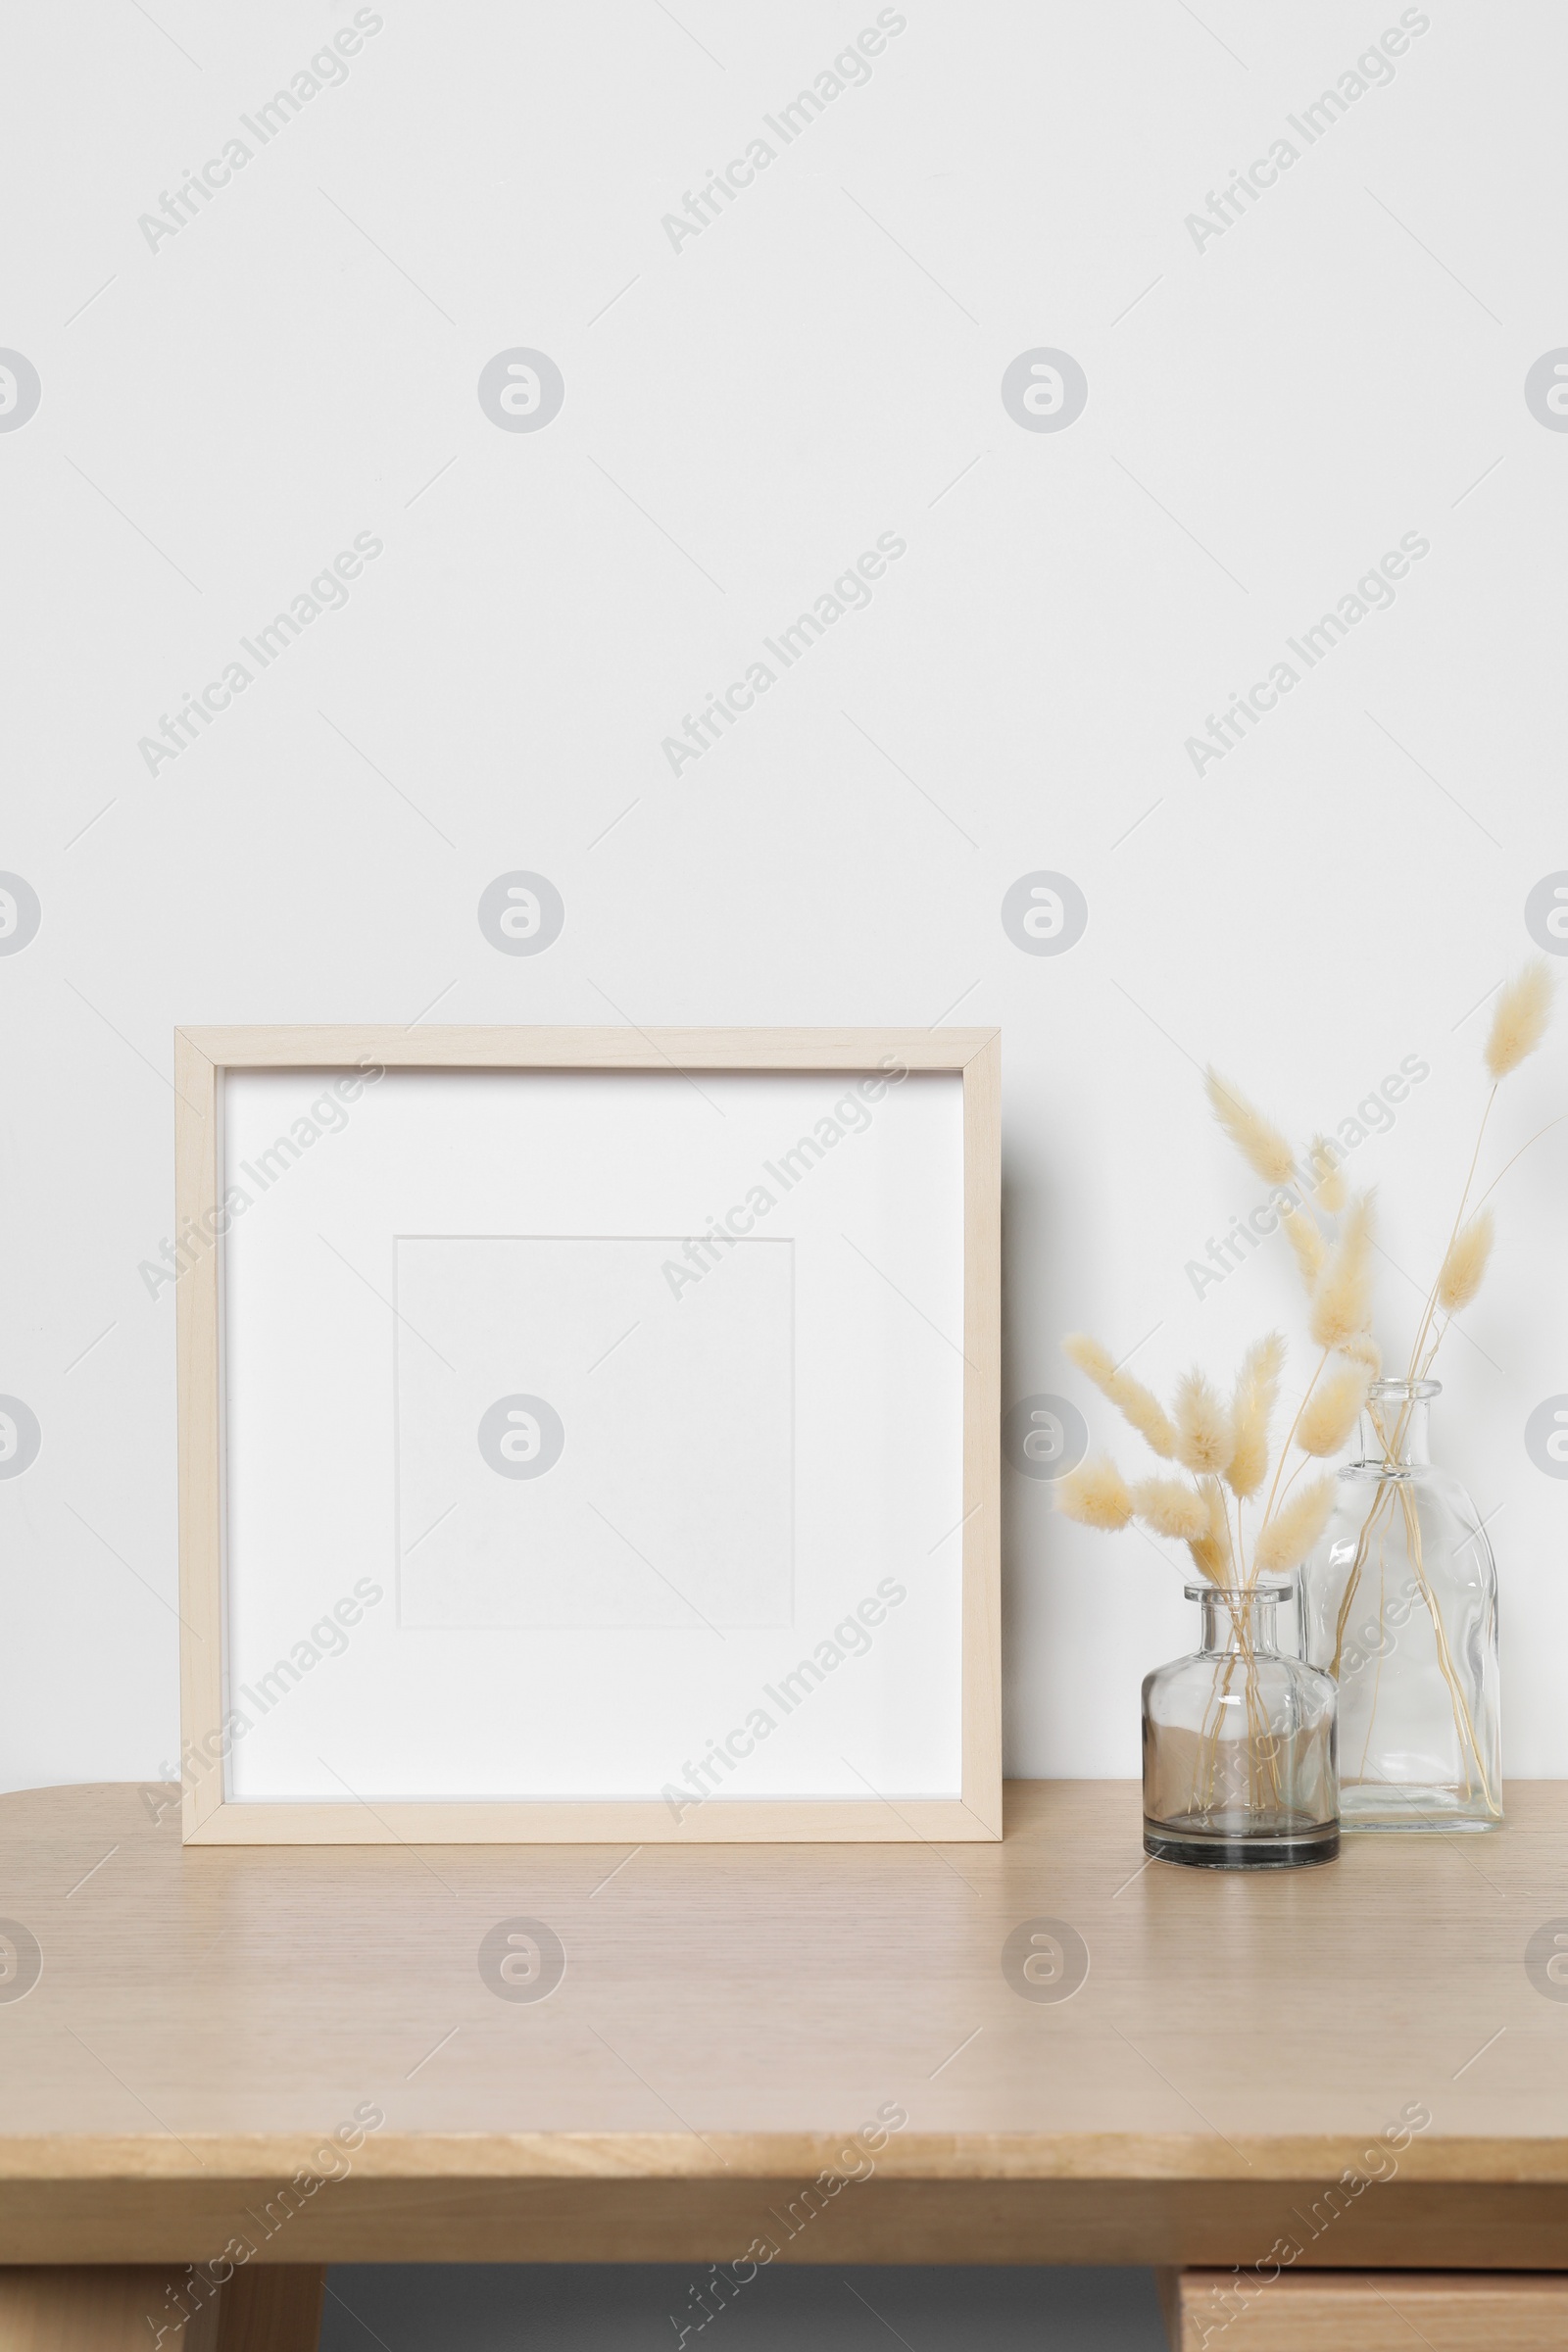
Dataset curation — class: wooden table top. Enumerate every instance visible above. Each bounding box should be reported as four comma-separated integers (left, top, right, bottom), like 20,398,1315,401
3,1779,1566,2268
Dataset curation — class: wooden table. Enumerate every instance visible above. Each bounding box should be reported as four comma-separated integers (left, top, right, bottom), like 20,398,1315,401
3,1780,1567,2350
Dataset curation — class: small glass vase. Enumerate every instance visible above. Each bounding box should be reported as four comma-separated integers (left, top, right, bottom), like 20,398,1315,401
1298,1379,1501,1831
1142,1584,1340,1869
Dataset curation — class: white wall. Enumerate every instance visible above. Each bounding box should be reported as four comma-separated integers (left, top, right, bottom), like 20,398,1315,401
3,0,1565,1792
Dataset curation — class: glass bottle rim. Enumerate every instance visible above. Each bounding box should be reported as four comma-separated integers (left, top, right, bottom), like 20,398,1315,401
1368,1378,1441,1401
1182,1581,1294,1604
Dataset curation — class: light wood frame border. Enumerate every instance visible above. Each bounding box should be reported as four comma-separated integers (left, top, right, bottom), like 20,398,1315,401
175,1026,1001,1844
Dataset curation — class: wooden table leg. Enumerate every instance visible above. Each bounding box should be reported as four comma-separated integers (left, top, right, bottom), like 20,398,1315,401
0,2267,324,2352
216,2269,325,2352
1159,2267,1568,2349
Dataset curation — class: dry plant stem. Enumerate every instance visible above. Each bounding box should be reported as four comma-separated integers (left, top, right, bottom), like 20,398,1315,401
1194,1599,1282,1819
1327,1081,1507,1813
1230,1369,1357,1816
1188,1482,1283,1818
1365,1400,1494,1808
1197,1647,1243,1815
1468,1107,1568,1218
1397,1479,1482,1802
1258,1349,1332,1537
1270,1449,1313,1520
1355,1530,1389,1783
1399,1459,1494,1808
1193,1553,1242,1811
1358,998,1558,1810
1190,1448,1296,1819
1331,1472,1396,1675
1404,1085,1495,1388
1329,1427,1496,1815
1395,1093,1563,1431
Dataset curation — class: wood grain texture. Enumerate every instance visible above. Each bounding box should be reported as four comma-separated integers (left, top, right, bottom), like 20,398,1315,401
173,1024,1002,1845
173,1026,1000,1071
179,1797,1000,1847
173,1031,223,1841
959,1030,1003,1837
0,2269,220,2352
1162,2268,1568,2349
214,2268,323,2352
3,1780,1567,2264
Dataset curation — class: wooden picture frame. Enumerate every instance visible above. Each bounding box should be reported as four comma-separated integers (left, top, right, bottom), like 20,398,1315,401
174,1026,1001,1843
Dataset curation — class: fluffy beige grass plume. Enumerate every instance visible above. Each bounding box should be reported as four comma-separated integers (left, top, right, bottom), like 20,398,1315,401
1297,1362,1374,1456
1204,1067,1296,1186
1309,1193,1374,1349
1227,1334,1285,1498
1131,1477,1208,1540
1280,1202,1326,1290
1187,1476,1235,1582
1254,1476,1337,1573
1308,1135,1348,1213
1173,1368,1235,1475
1436,1209,1494,1313
1054,1457,1134,1529
1062,1332,1176,1457
1485,959,1552,1082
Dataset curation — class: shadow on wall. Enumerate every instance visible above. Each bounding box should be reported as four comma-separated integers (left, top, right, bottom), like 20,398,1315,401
320,2264,1168,2352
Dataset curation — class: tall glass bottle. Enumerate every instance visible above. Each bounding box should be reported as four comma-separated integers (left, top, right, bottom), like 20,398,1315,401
1298,1379,1500,1830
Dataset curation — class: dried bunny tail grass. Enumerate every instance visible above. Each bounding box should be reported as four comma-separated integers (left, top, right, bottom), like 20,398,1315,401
1254,1475,1337,1575
1280,1201,1326,1292
1204,1066,1297,1188
1054,1457,1133,1530
1062,1332,1176,1458
1227,1333,1286,1499
1485,958,1553,1082
1173,1368,1235,1476
1436,1209,1494,1313
1308,1192,1375,1350
1130,1477,1207,1541
1296,1362,1374,1457
1187,1475,1234,1581
1337,1331,1383,1374
1308,1135,1348,1214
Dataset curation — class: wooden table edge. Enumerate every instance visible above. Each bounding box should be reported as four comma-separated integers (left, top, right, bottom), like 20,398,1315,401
4,2132,1568,2184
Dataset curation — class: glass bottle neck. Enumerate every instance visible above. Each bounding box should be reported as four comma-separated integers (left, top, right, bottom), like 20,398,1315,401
1195,1592,1282,1658
1358,1382,1436,1469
